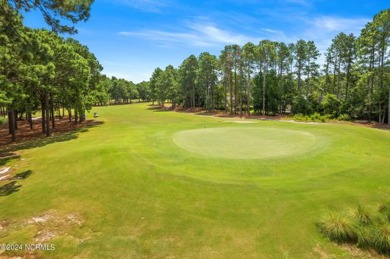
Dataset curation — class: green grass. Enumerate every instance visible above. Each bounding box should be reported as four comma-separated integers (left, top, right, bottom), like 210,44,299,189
173,127,317,159
0,103,390,258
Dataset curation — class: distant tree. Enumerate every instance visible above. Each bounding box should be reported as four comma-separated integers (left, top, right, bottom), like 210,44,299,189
163,65,179,108
145,9,389,124
257,40,276,115
242,42,257,114
325,33,356,100
219,45,234,113
150,68,163,106
178,55,198,108
136,81,150,102
303,41,320,95
276,42,294,113
357,9,390,123
293,39,307,96
198,52,219,110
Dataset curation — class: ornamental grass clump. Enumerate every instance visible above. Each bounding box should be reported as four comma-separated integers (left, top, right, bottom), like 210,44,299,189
318,203,390,255
318,212,357,243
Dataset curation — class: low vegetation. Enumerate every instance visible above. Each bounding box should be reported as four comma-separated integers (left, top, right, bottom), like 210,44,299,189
318,203,390,255
293,112,331,123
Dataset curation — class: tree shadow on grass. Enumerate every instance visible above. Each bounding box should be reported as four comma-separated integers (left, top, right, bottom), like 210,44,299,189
0,154,21,167
0,181,21,196
147,106,173,112
12,170,32,180
0,120,105,169
0,170,32,197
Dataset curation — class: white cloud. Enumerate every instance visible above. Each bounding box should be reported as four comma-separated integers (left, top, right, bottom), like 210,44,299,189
312,16,369,33
304,16,368,49
119,20,259,47
260,28,291,42
116,0,172,12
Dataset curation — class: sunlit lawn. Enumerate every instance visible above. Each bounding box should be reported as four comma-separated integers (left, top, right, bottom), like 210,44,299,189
0,103,389,258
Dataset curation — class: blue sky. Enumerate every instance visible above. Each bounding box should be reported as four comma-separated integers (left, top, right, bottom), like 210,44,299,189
23,0,389,83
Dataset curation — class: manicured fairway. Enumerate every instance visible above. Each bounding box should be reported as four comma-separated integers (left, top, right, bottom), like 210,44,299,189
0,103,389,258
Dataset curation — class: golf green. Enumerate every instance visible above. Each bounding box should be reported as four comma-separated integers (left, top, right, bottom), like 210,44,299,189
173,127,317,159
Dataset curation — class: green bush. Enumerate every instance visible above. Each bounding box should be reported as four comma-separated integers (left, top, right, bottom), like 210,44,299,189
372,224,390,254
338,113,352,121
352,204,372,226
318,212,357,243
0,117,5,125
318,203,390,255
293,113,330,123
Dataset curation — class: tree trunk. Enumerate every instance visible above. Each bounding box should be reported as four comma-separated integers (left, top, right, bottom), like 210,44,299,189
262,72,266,116
41,99,46,133
45,92,51,137
247,73,251,116
230,74,233,115
79,109,83,123
336,61,341,99
224,81,227,112
388,88,390,126
345,61,351,101
13,109,18,130
50,98,55,129
28,111,33,130
8,109,16,142
8,110,12,134
68,108,72,122
74,109,78,124
18,111,24,120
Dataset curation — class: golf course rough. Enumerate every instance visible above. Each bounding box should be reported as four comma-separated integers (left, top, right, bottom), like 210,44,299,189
173,127,317,159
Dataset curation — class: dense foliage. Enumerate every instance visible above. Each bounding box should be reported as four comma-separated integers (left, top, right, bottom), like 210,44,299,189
0,1,149,141
1,6,389,142
149,9,390,124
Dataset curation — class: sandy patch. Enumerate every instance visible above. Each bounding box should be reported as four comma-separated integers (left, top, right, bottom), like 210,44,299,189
0,167,11,181
22,210,85,243
28,213,53,224
0,167,11,175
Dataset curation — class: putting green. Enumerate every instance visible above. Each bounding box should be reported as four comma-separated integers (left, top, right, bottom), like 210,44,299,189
173,126,317,159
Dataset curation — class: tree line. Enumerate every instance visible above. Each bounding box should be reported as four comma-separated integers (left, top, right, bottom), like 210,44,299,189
148,9,390,124
0,0,152,142
1,3,389,143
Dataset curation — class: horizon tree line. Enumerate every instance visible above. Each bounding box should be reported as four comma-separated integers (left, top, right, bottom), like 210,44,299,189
148,9,390,124
1,5,389,143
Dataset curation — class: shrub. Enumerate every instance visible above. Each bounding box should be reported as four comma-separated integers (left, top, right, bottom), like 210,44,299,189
321,93,341,117
319,203,390,255
318,212,357,243
293,113,306,122
372,224,390,254
293,113,330,123
352,204,372,226
378,202,390,222
0,117,5,125
356,226,375,249
338,113,352,121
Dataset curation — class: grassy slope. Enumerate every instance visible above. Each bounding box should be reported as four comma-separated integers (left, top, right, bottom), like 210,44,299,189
0,103,390,258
